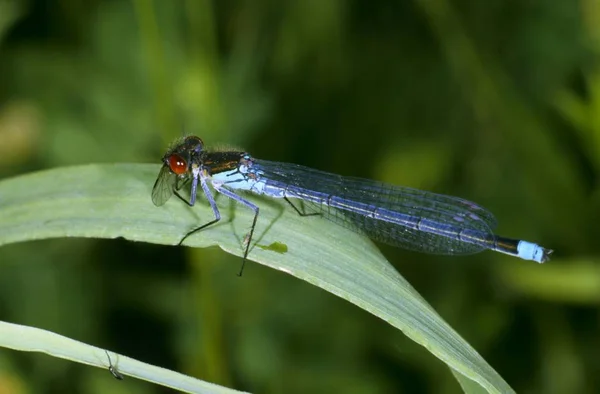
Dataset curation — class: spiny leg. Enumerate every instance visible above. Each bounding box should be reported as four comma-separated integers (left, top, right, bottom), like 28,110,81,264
179,181,259,275
178,178,221,245
216,187,259,276
174,177,193,206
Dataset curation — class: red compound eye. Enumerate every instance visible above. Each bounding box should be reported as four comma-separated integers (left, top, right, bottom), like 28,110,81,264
168,154,187,175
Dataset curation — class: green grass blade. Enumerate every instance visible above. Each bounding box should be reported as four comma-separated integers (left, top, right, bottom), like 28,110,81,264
452,368,490,394
0,321,247,394
0,164,514,393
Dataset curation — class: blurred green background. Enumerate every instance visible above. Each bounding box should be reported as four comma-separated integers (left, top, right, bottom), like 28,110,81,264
0,0,598,393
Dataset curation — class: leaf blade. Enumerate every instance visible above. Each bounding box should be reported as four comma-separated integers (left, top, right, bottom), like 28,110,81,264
0,164,513,394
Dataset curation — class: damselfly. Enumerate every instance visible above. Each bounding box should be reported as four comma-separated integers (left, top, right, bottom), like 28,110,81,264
152,136,552,275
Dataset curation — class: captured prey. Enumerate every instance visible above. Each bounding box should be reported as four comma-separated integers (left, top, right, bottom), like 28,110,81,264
152,136,552,274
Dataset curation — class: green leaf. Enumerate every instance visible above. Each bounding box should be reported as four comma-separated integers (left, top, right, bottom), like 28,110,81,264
0,321,246,394
452,368,491,394
0,164,514,394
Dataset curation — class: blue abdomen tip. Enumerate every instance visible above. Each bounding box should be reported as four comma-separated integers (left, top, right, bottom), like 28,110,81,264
517,241,552,263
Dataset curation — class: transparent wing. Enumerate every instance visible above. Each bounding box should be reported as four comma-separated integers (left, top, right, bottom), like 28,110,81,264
151,165,177,206
316,206,486,255
253,160,498,256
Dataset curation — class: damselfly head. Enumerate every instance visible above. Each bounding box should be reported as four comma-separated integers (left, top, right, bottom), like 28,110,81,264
162,135,206,175
152,136,206,206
